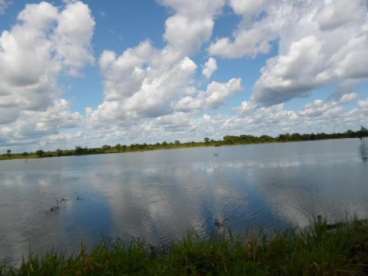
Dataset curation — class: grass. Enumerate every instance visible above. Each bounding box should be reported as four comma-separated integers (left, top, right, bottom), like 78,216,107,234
1,219,368,275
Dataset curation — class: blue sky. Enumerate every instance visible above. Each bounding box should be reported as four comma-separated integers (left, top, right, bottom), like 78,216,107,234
0,0,368,151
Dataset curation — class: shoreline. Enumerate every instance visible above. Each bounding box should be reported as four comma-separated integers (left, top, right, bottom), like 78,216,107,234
1,136,366,162
1,219,367,275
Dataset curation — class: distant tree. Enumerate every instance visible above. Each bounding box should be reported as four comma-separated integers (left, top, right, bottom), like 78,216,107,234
204,137,210,144
260,135,273,141
36,150,44,158
22,152,29,157
56,149,63,157
223,136,237,144
175,140,181,145
75,146,85,155
102,145,111,151
6,149,11,157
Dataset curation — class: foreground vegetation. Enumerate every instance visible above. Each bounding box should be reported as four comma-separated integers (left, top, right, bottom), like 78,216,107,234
1,219,368,275
1,127,368,161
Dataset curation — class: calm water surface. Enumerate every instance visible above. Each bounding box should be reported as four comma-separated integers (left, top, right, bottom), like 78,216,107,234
0,139,368,263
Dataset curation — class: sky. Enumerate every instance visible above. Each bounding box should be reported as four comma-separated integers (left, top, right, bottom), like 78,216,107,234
0,0,368,152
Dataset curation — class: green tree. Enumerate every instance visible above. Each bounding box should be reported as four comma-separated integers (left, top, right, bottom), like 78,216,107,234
6,149,11,157
36,150,44,158
75,146,86,155
102,145,111,151
204,137,210,144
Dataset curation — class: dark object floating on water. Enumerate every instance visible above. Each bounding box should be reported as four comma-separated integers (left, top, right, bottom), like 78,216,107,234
49,198,69,213
49,206,59,213
49,199,61,213
213,153,219,157
48,196,85,214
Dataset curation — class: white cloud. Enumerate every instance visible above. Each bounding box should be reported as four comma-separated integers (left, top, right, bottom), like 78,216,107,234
93,44,198,123
0,1,94,148
1,0,368,151
252,35,325,105
160,0,226,55
209,0,283,58
229,0,267,16
13,92,366,151
316,0,366,31
205,78,243,108
210,0,368,106
175,78,243,111
53,1,368,149
0,99,81,148
0,2,60,124
54,1,95,75
340,92,358,104
237,92,365,136
202,57,218,79
92,0,240,126
138,93,367,143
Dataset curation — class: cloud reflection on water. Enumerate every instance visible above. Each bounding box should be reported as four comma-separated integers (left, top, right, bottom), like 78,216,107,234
0,139,368,264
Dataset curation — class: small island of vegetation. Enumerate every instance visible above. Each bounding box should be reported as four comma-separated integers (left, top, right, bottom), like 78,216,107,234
1,127,368,161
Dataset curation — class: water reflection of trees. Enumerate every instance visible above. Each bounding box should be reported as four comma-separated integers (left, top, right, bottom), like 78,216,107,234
360,139,368,162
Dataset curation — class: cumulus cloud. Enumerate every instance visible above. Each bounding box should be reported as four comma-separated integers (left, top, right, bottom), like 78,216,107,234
316,0,366,31
114,92,366,145
16,93,367,151
91,0,240,126
1,0,368,151
252,35,325,105
160,0,226,55
0,99,82,149
175,78,243,111
202,57,218,79
54,1,95,75
229,0,267,16
210,0,368,107
209,0,279,58
238,92,365,136
340,93,358,104
0,1,94,148
50,0,368,148
92,44,198,123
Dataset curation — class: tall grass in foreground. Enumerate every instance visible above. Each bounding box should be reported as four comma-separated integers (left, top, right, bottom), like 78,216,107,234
1,219,368,275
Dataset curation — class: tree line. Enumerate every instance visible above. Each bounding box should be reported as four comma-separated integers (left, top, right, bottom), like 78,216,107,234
1,127,368,160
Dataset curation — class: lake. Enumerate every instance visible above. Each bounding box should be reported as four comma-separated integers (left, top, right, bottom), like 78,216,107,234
0,138,367,264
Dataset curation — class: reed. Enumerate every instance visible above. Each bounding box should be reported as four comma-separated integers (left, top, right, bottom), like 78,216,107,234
1,219,368,275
